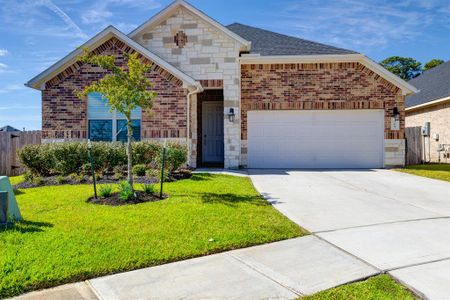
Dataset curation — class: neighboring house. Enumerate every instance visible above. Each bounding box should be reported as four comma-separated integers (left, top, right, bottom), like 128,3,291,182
406,61,450,163
26,0,417,169
0,126,20,132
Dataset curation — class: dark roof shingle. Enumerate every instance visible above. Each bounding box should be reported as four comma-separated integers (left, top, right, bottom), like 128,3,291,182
0,125,20,132
226,23,357,56
406,61,450,108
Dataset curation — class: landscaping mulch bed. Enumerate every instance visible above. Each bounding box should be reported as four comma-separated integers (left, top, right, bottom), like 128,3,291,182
88,191,168,206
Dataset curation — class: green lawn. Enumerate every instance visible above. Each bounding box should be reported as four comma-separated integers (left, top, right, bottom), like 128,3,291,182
303,275,417,300
397,164,450,182
8,175,24,186
1,174,305,298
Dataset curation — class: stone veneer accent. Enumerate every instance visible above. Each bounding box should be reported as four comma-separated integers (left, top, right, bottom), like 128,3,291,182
406,101,450,163
42,37,187,141
240,62,407,167
134,6,242,168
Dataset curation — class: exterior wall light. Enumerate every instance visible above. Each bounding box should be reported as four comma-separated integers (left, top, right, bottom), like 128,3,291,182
391,107,400,131
226,107,236,123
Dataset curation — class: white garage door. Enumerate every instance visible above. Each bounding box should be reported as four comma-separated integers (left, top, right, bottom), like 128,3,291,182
247,110,384,169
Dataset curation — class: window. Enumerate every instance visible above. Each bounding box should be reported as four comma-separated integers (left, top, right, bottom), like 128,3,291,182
88,92,142,142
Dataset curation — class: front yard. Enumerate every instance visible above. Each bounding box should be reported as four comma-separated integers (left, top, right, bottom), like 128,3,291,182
0,174,305,298
397,163,450,182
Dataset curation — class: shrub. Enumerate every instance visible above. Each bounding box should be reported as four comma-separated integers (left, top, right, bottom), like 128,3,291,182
165,143,188,172
80,163,92,176
118,181,134,200
132,164,147,176
23,171,33,182
32,176,44,186
18,141,185,178
69,173,85,183
52,142,88,175
141,182,155,195
132,142,162,166
99,185,113,198
55,175,66,184
146,168,169,182
18,144,54,176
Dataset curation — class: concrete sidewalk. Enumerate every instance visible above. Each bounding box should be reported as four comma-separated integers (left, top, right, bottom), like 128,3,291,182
13,236,378,300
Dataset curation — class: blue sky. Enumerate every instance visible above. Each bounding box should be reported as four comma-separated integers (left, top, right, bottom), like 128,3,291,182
1,0,449,130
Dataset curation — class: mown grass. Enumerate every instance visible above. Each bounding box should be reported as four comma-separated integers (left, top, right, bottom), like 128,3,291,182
8,175,24,186
1,174,305,298
397,164,450,182
303,275,417,300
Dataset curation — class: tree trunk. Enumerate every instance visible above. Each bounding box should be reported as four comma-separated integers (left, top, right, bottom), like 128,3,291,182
126,118,133,188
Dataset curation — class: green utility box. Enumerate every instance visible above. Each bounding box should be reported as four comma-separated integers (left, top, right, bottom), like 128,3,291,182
0,176,22,222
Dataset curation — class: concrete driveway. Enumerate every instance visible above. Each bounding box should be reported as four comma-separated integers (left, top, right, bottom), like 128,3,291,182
249,169,450,299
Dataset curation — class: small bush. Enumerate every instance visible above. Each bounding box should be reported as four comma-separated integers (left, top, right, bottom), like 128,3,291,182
118,181,134,200
69,173,85,183
146,168,169,182
164,142,188,172
32,176,44,186
52,142,88,175
80,163,92,176
18,141,187,178
142,183,155,195
23,171,33,182
99,185,113,198
18,144,54,176
132,142,162,166
132,164,147,176
55,175,66,184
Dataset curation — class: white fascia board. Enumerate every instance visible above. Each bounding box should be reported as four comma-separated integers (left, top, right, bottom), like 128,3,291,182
406,96,450,112
26,26,200,91
128,0,251,50
239,54,419,96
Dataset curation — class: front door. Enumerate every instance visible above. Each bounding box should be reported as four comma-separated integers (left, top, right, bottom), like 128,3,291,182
202,101,224,163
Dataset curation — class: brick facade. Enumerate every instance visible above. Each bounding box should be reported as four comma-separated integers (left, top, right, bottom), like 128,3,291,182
42,37,186,140
240,62,406,167
241,62,405,140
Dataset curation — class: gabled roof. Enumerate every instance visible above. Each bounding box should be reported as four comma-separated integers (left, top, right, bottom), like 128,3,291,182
227,23,357,56
0,125,20,132
406,61,450,108
129,0,251,50
26,26,200,91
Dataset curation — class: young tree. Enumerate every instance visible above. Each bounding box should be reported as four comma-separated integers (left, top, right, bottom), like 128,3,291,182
380,56,422,80
424,59,444,72
77,49,157,188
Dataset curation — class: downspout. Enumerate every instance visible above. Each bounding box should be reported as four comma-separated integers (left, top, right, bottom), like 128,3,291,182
186,83,203,167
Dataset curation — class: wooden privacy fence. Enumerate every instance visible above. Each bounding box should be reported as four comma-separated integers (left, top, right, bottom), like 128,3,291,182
405,127,423,165
0,131,41,176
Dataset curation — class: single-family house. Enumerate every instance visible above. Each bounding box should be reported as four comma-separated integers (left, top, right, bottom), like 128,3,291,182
406,61,450,163
26,0,417,169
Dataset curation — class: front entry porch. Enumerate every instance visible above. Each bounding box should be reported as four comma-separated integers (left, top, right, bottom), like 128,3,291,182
197,90,224,167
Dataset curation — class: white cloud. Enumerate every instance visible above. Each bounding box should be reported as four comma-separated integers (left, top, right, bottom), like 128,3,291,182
81,0,161,25
0,49,8,56
274,0,450,51
0,84,25,93
0,0,86,39
82,10,113,24
39,0,87,38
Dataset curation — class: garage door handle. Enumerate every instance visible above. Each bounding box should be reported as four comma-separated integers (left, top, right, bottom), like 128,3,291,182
204,134,207,145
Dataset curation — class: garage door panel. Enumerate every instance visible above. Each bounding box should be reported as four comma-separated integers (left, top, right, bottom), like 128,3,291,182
247,110,384,169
